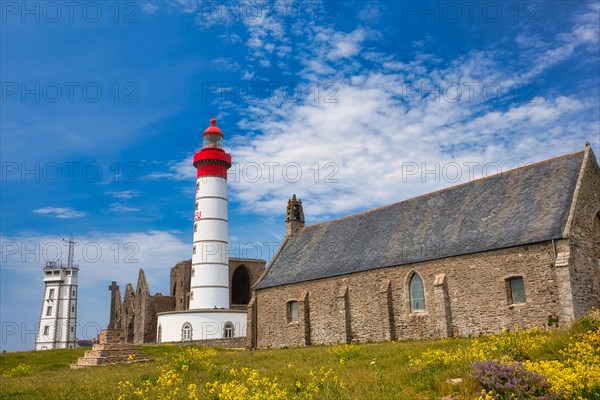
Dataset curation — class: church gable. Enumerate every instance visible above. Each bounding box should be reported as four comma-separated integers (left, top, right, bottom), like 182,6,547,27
257,151,586,289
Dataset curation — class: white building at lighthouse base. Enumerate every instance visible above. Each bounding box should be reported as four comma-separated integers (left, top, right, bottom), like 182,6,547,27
157,309,247,342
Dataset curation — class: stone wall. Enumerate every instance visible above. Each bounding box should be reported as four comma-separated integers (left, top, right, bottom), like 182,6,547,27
122,283,135,343
253,241,565,348
170,260,191,311
229,258,266,306
567,146,600,320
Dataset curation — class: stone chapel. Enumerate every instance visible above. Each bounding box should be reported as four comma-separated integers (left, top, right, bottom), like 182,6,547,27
247,144,600,349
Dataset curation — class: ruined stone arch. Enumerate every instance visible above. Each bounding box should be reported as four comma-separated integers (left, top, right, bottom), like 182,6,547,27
231,265,251,305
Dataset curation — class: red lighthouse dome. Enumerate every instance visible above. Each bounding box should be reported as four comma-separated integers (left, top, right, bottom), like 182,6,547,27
193,118,232,179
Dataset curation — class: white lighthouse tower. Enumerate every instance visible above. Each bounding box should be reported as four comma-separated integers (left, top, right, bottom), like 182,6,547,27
190,117,231,309
157,118,247,342
35,236,79,350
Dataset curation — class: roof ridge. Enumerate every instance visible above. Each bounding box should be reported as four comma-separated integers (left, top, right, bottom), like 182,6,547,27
301,150,586,230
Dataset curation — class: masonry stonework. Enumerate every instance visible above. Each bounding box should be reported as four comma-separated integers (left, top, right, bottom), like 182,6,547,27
253,241,566,348
565,145,600,320
115,258,265,344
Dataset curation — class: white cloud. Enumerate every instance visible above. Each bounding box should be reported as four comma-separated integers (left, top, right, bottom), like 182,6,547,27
108,203,140,213
146,156,195,181
105,190,139,200
327,28,366,61
33,207,86,219
142,3,159,14
169,0,199,14
173,2,598,222
520,4,599,80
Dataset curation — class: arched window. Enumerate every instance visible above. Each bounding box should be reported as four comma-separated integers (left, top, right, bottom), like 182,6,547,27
223,321,234,338
182,323,192,341
157,325,162,343
287,300,299,323
231,266,251,305
409,273,426,313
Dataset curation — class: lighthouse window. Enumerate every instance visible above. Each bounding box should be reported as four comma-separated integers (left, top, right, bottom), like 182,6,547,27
72,290,76,297
71,306,75,313
66,270,71,275
195,202,198,211
193,245,196,255
46,306,52,316
203,134,223,149
191,268,195,277
45,271,52,276
48,289,55,299
224,322,234,338
194,223,197,232
182,323,192,341
43,326,50,336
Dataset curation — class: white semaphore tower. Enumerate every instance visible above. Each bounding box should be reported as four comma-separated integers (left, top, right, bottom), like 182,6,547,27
157,118,247,342
35,236,79,350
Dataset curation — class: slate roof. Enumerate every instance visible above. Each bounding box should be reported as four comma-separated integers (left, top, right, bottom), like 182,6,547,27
256,151,585,289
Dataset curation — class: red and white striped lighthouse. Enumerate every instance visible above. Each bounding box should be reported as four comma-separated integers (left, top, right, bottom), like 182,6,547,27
190,118,232,309
157,117,247,342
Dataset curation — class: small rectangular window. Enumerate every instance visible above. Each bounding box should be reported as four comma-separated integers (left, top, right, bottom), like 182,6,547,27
192,268,195,277
66,270,71,275
46,306,52,316
507,277,526,304
70,326,74,333
43,326,50,335
71,306,75,313
287,301,299,323
72,290,76,297
48,288,55,299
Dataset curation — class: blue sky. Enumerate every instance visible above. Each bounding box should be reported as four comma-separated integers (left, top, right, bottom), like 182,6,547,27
1,1,599,351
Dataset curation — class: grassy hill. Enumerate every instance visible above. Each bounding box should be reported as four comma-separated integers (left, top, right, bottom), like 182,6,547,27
1,314,598,400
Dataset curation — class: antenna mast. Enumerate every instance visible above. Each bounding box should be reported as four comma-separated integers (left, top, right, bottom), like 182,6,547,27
63,234,77,269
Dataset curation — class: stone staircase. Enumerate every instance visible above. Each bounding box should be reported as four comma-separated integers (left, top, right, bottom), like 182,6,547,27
71,329,151,369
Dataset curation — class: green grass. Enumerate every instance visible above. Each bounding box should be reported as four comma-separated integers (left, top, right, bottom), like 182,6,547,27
1,324,590,400
0,338,480,400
